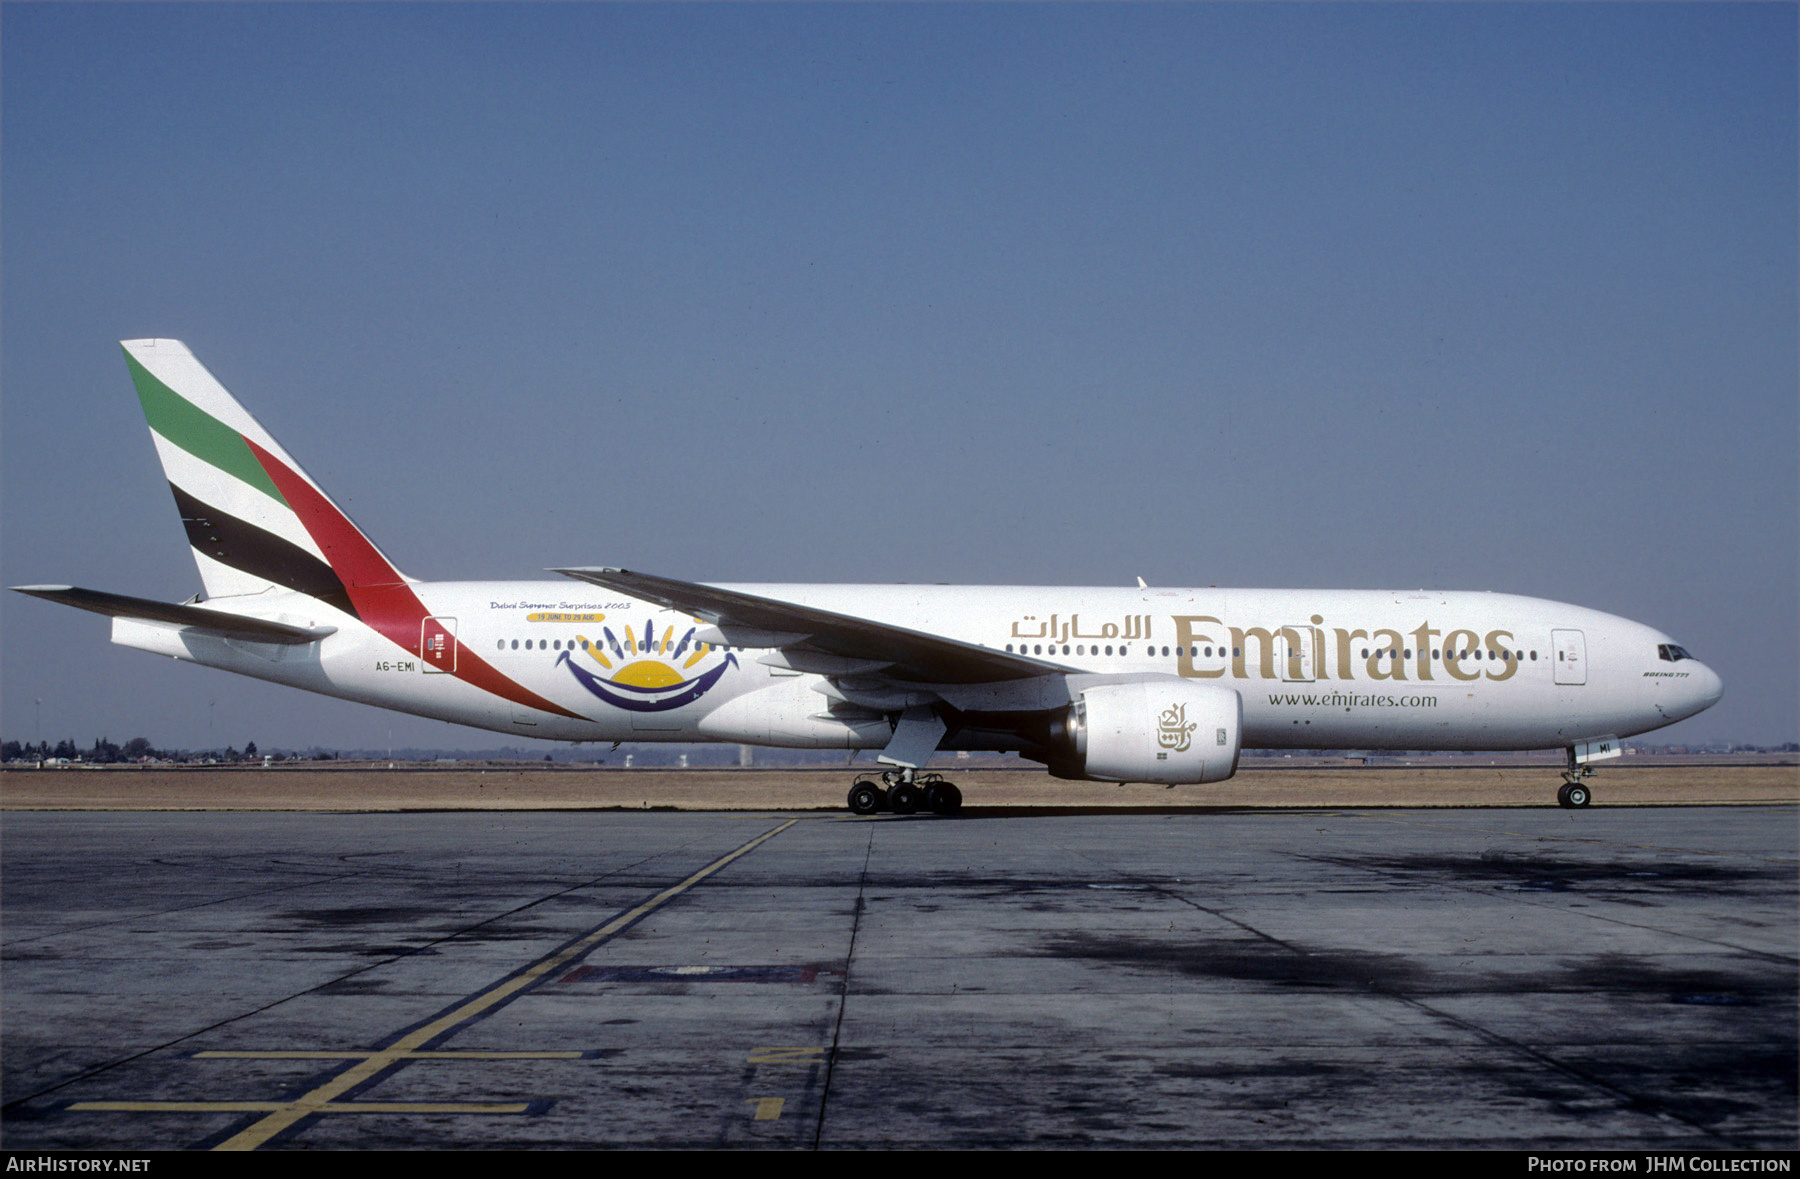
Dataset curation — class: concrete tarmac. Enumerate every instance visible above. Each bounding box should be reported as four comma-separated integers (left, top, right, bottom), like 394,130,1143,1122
4,761,1796,812
2,806,1794,1150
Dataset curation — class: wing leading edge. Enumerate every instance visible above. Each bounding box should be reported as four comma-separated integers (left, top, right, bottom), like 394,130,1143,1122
552,567,1066,686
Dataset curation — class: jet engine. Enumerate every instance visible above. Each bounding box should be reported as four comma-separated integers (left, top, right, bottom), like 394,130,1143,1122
1046,677,1241,785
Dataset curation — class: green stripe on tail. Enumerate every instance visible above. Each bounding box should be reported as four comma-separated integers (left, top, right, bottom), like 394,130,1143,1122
123,349,287,505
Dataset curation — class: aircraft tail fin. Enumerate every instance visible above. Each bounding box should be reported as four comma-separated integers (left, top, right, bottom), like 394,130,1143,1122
121,339,409,613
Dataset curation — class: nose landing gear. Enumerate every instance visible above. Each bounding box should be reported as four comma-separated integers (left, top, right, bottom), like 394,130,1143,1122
1557,749,1595,808
846,769,962,816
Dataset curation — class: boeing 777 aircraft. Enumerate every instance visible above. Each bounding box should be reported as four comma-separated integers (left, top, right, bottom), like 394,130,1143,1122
14,340,1722,814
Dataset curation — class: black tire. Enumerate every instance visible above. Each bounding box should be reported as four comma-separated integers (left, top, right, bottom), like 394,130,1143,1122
926,782,963,815
889,783,921,815
1557,783,1574,808
848,782,883,816
1565,783,1591,808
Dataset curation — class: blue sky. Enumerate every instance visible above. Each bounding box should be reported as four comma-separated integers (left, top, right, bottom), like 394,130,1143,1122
3,3,1794,749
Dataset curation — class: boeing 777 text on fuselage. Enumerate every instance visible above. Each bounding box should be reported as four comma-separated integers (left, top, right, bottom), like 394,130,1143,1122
13,340,1723,814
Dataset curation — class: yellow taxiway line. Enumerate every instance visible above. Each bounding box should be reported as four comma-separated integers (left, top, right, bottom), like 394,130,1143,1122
71,819,798,1151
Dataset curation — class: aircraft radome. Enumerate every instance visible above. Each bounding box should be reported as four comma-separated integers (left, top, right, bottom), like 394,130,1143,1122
13,340,1723,814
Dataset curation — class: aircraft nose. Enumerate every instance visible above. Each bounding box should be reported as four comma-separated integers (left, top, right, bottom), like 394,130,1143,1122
1693,662,1724,711
1656,657,1722,725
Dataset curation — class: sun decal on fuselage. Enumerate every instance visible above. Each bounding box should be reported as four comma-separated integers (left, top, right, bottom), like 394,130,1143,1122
556,618,738,712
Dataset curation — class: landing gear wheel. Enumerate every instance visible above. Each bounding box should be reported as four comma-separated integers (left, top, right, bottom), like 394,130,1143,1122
925,782,963,815
847,782,884,816
888,783,922,815
1558,748,1596,810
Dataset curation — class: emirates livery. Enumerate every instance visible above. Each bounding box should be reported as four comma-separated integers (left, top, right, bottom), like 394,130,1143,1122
14,340,1722,814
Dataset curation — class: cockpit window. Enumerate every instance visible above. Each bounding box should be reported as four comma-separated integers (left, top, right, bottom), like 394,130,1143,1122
1657,644,1695,662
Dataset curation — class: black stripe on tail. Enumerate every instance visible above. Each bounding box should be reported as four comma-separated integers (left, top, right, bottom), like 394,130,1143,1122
169,483,356,615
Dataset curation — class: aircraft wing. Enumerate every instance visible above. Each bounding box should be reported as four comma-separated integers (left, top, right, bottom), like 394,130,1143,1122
553,567,1066,686
9,585,337,645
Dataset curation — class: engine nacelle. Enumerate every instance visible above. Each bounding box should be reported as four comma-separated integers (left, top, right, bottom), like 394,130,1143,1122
1055,677,1241,784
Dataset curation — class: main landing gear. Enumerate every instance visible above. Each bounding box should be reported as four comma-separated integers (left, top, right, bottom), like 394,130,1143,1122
847,769,962,817
1557,750,1595,809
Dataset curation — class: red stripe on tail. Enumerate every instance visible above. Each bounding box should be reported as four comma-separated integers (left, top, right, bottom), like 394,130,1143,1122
244,439,581,720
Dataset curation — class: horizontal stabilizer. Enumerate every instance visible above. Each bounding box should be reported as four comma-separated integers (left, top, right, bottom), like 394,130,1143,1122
9,585,336,645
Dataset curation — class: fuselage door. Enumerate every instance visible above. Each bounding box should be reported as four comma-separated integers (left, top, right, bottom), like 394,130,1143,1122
1552,628,1586,686
422,616,457,674
1279,624,1316,682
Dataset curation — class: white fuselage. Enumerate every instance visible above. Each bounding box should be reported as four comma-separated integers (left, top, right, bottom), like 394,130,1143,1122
116,582,1724,753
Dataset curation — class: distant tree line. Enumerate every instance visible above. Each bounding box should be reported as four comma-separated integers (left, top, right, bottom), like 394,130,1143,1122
2,738,339,764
